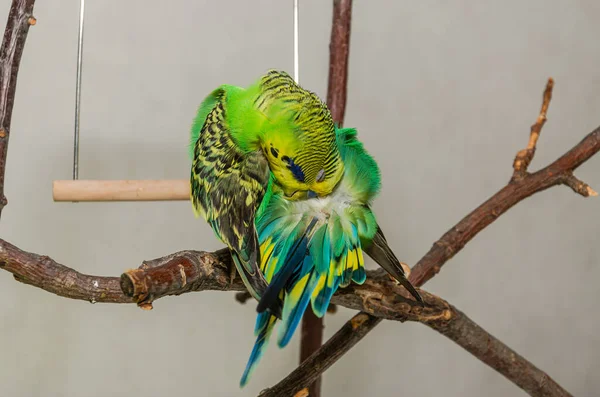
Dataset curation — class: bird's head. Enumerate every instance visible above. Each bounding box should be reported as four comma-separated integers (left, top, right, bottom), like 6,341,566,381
263,137,344,200
253,69,345,199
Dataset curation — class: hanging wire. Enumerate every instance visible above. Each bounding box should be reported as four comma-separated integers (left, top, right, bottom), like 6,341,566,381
293,0,299,83
71,1,295,180
73,0,85,180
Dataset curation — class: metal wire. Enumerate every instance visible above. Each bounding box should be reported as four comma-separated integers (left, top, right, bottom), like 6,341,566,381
71,1,296,179
73,0,85,180
293,0,299,83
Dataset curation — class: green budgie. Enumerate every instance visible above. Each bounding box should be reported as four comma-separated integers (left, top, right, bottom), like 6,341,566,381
189,70,345,312
188,70,423,387
240,129,424,387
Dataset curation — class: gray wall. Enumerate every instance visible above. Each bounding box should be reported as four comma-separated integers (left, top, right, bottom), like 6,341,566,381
1,1,598,396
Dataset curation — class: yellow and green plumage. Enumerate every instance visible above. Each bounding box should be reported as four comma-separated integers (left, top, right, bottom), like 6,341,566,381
189,70,423,387
189,70,345,310
240,127,424,387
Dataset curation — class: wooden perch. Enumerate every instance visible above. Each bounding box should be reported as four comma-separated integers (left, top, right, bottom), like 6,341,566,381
52,179,190,202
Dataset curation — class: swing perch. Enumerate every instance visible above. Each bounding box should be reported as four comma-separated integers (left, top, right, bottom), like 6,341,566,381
52,179,189,202
51,0,300,204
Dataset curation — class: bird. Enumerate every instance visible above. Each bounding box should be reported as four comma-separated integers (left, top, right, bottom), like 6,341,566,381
189,70,344,317
188,70,423,387
240,126,423,386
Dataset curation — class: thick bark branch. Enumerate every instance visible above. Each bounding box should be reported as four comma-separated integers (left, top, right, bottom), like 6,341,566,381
0,238,131,303
0,236,573,397
299,310,324,396
0,239,449,322
264,80,593,396
0,0,36,219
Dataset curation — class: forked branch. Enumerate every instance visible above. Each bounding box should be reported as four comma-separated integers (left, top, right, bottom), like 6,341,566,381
512,77,554,179
410,79,598,287
263,79,598,397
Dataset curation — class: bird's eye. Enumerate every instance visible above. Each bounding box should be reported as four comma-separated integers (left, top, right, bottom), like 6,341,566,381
270,147,279,158
316,169,325,183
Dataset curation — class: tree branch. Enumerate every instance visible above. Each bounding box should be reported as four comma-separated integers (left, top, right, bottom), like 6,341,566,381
259,305,573,397
259,313,382,397
0,239,450,322
0,0,36,219
263,79,597,396
0,238,132,303
299,2,354,395
410,80,598,287
512,78,554,179
429,308,572,397
299,310,324,396
326,0,352,125
0,235,574,397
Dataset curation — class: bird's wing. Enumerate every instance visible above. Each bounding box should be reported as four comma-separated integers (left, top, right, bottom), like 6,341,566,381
190,88,279,313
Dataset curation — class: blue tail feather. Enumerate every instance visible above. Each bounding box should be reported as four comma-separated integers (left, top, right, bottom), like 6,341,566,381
258,213,286,239
311,272,340,318
278,259,320,348
352,249,367,284
240,312,277,388
257,218,317,314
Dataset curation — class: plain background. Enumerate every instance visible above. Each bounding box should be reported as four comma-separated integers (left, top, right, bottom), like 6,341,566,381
1,1,599,396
